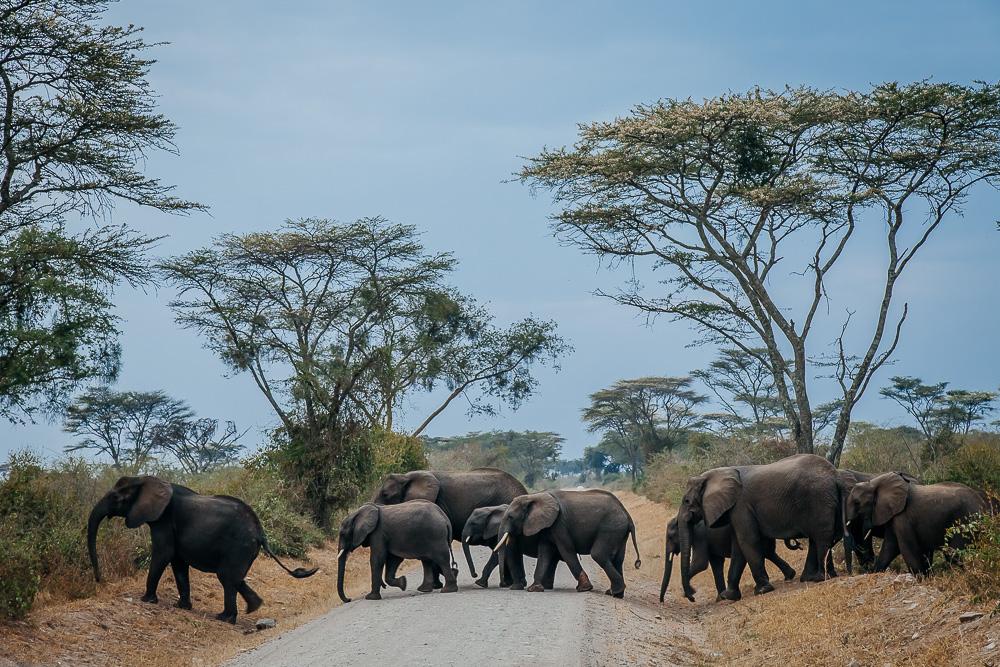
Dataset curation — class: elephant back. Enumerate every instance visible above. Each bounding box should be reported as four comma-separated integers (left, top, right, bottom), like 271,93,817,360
434,468,528,536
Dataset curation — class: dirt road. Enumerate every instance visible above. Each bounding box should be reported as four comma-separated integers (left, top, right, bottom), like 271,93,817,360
226,493,707,667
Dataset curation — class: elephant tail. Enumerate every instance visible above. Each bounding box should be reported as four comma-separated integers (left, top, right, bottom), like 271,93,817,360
784,538,802,551
447,520,458,573
260,537,318,579
629,517,642,569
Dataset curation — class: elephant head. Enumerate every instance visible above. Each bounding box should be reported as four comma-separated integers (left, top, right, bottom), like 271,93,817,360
494,493,559,579
846,472,911,533
372,471,440,506
677,468,741,601
88,476,173,583
336,504,381,603
461,505,506,579
659,516,682,602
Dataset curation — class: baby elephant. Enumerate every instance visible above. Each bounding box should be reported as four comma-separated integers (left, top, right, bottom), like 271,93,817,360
337,500,459,602
495,489,641,597
462,504,560,589
845,472,985,575
659,516,798,602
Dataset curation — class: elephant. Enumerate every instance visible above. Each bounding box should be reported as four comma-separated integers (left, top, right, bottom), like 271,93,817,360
461,504,560,589
373,468,528,587
658,516,799,602
677,453,840,601
844,472,985,575
336,499,459,602
87,476,317,623
838,469,921,574
495,489,641,598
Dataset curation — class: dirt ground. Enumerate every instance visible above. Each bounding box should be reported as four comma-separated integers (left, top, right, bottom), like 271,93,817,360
2,491,998,666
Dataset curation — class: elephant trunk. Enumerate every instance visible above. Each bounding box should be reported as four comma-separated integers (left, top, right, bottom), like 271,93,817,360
336,549,351,603
660,554,673,603
462,539,478,578
87,494,112,583
679,519,695,601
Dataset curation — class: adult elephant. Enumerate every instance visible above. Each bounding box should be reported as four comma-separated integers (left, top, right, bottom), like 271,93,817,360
659,516,798,602
494,489,641,598
87,476,317,623
372,468,528,587
845,472,985,575
461,504,559,589
677,453,840,601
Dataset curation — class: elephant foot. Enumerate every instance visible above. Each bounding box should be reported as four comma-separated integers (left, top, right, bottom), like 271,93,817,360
575,572,593,593
175,599,192,610
365,591,382,601
432,580,443,590
509,582,525,591
526,583,545,592
244,593,263,614
395,576,407,591
474,578,489,589
781,569,796,582
754,582,775,596
715,592,725,602
215,611,237,624
800,572,825,583
719,588,741,601
605,589,624,598
417,583,435,593
140,593,158,604
440,582,458,594
826,570,838,579
498,581,512,589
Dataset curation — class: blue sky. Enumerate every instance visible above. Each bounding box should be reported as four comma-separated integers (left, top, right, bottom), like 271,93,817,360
3,0,1000,461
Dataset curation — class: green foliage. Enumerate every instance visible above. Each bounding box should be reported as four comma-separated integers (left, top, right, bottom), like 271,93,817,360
941,510,1000,603
424,430,561,488
840,422,924,476
926,435,1000,493
0,534,39,620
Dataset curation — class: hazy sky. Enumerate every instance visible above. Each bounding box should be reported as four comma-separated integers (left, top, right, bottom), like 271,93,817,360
4,0,1000,461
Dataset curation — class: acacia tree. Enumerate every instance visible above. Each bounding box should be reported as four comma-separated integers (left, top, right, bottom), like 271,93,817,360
503,430,564,487
0,0,202,417
63,388,192,471
692,348,783,435
161,217,566,525
158,418,246,474
523,82,1000,464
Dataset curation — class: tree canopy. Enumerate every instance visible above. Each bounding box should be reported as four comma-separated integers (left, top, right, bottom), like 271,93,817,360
523,81,1000,464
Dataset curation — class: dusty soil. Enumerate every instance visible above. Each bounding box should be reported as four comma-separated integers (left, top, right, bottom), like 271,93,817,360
2,491,997,666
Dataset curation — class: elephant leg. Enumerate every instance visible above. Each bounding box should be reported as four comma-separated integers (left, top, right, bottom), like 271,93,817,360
385,554,407,590
825,548,838,578
735,523,772,595
507,548,527,590
215,574,239,623
429,562,444,589
366,549,386,600
874,529,901,572
613,546,626,579
592,541,625,598
141,541,173,604
529,542,557,592
418,560,437,593
801,540,818,581
553,538,591,592
171,559,192,609
892,521,927,576
475,551,499,588
709,555,726,598
238,580,263,613
764,544,796,582
801,533,834,583
432,548,458,593
721,541,745,601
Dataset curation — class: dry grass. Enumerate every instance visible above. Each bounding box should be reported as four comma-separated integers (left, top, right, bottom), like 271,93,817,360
0,542,386,667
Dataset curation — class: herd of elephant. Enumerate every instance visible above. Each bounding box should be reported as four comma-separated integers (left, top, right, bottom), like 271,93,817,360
85,454,985,624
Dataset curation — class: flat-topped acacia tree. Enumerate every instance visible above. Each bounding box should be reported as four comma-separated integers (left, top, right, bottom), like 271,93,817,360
522,81,1000,463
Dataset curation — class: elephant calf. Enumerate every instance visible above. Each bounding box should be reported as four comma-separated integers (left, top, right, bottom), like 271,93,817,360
496,489,641,598
88,476,318,623
462,504,559,589
659,516,798,602
337,500,459,602
845,472,985,575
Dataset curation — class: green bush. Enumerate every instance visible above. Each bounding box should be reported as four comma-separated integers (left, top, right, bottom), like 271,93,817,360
0,534,39,620
941,509,1000,603
840,422,923,476
928,435,1000,492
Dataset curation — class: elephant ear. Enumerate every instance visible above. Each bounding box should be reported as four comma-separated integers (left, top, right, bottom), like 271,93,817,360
351,504,380,548
403,471,440,503
873,473,910,526
484,508,504,540
702,469,741,528
523,493,560,536
125,477,173,528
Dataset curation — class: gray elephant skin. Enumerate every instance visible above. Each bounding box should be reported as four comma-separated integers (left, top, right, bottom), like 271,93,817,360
845,472,985,575
336,499,459,602
677,453,840,601
461,504,560,589
373,468,529,586
495,489,641,597
87,476,317,623
838,469,921,574
659,516,798,602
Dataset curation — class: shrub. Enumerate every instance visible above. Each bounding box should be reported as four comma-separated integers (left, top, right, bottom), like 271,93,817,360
940,509,1000,603
839,422,923,476
0,534,39,620
927,435,1000,492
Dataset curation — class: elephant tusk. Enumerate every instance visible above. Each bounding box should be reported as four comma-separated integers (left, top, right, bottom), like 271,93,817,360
464,536,470,543
337,549,345,559
493,532,510,553
863,529,872,541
